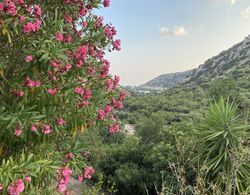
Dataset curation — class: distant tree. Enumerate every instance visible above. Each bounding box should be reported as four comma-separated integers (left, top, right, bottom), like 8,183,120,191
208,78,238,101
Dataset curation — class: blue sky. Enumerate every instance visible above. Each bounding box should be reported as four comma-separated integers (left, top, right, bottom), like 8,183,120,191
98,0,250,85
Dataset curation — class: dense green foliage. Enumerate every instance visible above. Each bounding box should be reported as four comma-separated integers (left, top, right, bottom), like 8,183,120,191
83,74,250,194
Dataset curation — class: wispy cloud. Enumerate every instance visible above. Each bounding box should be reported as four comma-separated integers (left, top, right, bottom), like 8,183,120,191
160,26,187,37
241,7,250,18
208,0,236,5
230,0,236,5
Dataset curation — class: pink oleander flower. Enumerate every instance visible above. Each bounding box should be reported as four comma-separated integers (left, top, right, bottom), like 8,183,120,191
19,15,25,22
31,125,37,132
24,176,31,183
78,175,83,182
112,39,121,51
76,60,83,68
82,21,87,28
116,101,123,110
4,0,17,16
57,117,66,126
113,75,120,89
0,3,3,11
35,81,41,87
26,6,31,13
119,91,127,101
104,105,113,114
65,15,72,24
14,126,22,137
50,60,60,68
16,0,25,5
25,77,40,88
108,123,120,134
83,166,95,179
25,55,33,62
60,167,72,178
0,183,3,190
87,66,95,75
55,32,64,42
105,79,113,92
42,124,51,134
65,191,70,195
75,45,88,60
98,109,106,120
14,90,24,97
84,89,92,100
34,19,42,29
74,87,84,95
79,7,87,16
8,179,25,195
48,88,58,96
34,5,42,17
104,26,114,39
78,100,89,108
65,153,74,160
110,98,117,107
65,64,72,72
64,0,71,4
23,20,42,33
104,0,110,7
56,167,72,192
96,16,103,28
56,183,67,192
65,34,72,43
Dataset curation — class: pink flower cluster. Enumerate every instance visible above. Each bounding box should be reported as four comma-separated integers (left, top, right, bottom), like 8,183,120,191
23,19,42,33
105,76,120,92
48,88,58,96
12,90,24,97
78,166,95,182
112,39,121,51
75,45,88,61
7,179,24,195
65,153,75,161
25,77,41,88
104,25,117,40
99,60,110,78
103,0,110,7
56,167,72,193
25,55,33,62
14,123,55,136
111,98,123,110
14,125,22,137
42,124,52,134
75,87,92,108
108,123,119,134
33,5,42,17
0,0,17,16
57,117,66,126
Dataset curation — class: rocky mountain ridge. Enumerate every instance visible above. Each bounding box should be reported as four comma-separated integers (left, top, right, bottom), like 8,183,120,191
141,35,250,90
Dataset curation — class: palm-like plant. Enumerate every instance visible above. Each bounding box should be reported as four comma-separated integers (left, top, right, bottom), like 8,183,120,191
197,97,250,193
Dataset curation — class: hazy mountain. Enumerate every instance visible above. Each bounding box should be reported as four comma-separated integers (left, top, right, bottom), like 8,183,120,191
141,70,193,89
141,35,250,90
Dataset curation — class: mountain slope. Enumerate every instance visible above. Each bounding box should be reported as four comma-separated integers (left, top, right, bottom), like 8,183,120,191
141,70,193,89
141,35,250,89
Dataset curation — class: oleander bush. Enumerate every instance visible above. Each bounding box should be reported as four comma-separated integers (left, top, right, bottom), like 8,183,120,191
0,0,126,194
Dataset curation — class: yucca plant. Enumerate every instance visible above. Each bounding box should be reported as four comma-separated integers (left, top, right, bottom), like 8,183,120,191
196,97,250,194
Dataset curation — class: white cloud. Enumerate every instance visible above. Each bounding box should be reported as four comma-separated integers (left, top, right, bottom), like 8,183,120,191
160,26,187,37
230,0,236,5
241,7,250,18
208,0,236,5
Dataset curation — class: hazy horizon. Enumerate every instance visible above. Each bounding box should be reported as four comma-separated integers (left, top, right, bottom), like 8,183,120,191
98,0,250,86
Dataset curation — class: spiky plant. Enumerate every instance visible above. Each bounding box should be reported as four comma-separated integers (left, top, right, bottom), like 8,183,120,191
197,97,250,193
